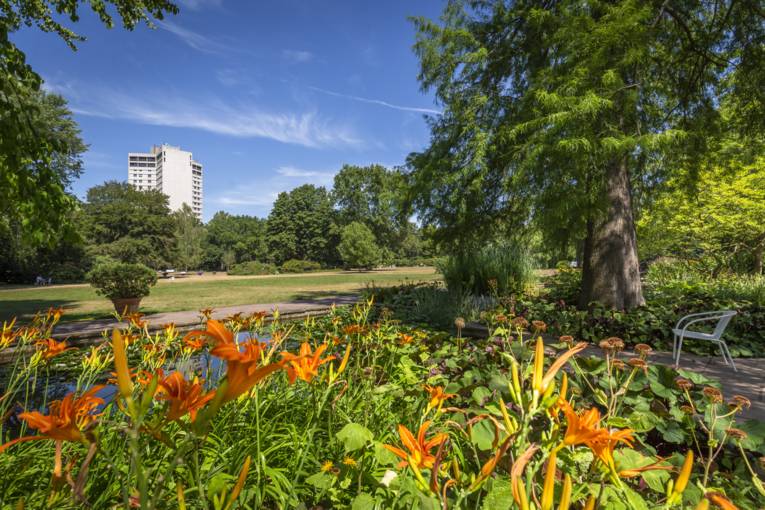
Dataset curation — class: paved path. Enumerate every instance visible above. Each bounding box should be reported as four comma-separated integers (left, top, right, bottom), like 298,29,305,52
52,295,359,343
581,346,765,422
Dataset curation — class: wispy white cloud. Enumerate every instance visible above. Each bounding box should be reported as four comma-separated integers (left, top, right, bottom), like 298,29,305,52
309,86,442,115
209,164,338,212
52,80,362,149
157,20,233,54
276,165,334,179
282,49,313,63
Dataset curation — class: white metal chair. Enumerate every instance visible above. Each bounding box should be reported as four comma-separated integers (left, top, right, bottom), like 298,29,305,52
673,310,738,371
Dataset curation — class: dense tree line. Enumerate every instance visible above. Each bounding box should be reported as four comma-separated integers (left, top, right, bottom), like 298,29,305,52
0,156,433,282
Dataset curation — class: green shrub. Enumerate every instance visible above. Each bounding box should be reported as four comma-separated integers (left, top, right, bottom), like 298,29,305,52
531,268,765,357
86,261,157,300
437,241,534,297
227,260,278,276
281,259,322,273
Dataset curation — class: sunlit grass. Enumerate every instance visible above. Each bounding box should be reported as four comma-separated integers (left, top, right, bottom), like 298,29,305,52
0,267,439,322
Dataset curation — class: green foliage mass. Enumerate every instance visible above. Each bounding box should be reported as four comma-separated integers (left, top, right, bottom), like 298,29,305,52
0,0,177,247
202,211,267,271
639,154,765,275
86,260,158,300
407,0,765,309
281,259,322,273
173,204,205,271
437,241,535,297
226,260,278,276
337,222,381,270
266,184,337,266
82,182,177,269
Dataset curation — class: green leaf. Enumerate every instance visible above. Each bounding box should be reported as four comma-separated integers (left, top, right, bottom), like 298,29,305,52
352,493,376,509
482,477,513,510
470,419,496,451
305,472,333,490
337,423,374,453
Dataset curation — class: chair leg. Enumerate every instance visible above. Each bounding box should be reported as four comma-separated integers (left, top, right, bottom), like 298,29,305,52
722,342,737,372
672,333,677,359
675,336,683,367
717,342,730,365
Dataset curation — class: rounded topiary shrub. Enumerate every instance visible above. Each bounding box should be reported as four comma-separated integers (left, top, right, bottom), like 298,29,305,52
86,261,158,300
281,259,322,273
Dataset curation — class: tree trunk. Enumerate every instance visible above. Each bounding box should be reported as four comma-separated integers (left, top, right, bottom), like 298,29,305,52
579,157,645,310
754,238,764,275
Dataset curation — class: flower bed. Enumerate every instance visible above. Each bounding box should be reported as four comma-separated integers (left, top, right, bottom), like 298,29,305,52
0,304,763,508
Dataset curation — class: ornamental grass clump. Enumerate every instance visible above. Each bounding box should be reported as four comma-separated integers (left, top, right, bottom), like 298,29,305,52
0,300,763,508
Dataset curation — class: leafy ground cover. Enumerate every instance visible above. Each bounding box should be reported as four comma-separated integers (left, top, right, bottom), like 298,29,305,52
0,302,763,508
0,267,438,323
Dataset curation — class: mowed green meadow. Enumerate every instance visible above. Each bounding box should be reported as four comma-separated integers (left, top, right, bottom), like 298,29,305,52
0,267,439,322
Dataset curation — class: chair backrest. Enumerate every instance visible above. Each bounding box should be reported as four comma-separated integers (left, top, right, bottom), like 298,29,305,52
711,311,737,339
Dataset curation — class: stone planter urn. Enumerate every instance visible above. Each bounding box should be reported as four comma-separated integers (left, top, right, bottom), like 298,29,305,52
111,297,142,315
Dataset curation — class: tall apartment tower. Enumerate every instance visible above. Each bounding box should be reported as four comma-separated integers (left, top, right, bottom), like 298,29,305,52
127,144,203,219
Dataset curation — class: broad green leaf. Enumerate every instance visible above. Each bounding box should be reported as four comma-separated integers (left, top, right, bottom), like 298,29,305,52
337,423,374,453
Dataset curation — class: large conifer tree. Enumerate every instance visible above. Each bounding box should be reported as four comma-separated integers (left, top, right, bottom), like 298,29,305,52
408,0,765,309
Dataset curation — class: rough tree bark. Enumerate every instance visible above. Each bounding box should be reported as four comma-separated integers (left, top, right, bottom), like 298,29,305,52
579,157,645,310
754,237,764,275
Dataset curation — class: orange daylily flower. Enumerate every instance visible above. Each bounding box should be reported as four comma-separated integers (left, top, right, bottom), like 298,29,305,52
183,334,206,352
0,386,105,453
280,342,335,384
382,421,448,469
211,340,282,402
36,338,75,360
399,333,415,345
199,308,214,320
184,319,234,346
560,400,633,468
424,385,456,413
155,372,215,422
343,324,365,336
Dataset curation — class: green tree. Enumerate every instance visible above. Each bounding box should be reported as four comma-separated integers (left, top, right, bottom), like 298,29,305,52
221,250,237,272
408,0,765,309
640,155,765,275
332,164,407,250
82,182,176,268
202,211,267,270
338,222,380,270
266,185,336,265
174,204,206,271
0,1,177,245
0,91,88,282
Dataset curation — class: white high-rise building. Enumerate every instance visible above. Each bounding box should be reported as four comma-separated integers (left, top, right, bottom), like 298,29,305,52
127,144,203,219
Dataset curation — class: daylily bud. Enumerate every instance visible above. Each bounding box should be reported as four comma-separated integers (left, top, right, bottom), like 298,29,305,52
112,329,133,400
559,474,572,510
541,450,557,510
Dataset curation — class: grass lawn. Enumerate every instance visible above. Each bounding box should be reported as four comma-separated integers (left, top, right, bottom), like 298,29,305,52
0,267,439,323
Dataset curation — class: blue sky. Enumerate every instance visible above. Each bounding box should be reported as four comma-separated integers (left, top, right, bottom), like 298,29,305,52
13,0,443,221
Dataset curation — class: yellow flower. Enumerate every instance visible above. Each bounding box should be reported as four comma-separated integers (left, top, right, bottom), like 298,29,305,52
342,457,357,467
321,460,334,472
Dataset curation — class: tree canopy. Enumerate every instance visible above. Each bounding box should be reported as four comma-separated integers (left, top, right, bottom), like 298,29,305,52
338,222,381,270
408,0,765,309
266,185,336,266
0,0,177,245
82,182,176,268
